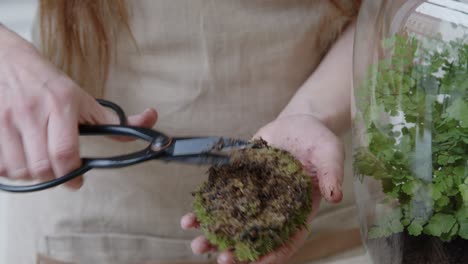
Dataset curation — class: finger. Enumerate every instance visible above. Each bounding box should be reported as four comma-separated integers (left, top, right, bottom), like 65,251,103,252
191,236,216,255
181,213,200,230
80,93,157,128
48,105,82,189
79,95,122,125
0,113,29,179
218,251,250,264
16,110,53,180
217,250,237,264
127,108,158,128
112,108,159,142
308,139,345,203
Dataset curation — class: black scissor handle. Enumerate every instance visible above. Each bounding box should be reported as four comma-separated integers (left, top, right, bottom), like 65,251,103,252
96,98,128,125
0,100,171,193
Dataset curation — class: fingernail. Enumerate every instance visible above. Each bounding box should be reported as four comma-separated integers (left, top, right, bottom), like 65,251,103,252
181,215,191,229
144,108,156,115
330,186,343,202
68,176,84,191
217,254,229,264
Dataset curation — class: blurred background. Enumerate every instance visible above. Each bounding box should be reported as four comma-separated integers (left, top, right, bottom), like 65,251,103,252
0,0,37,40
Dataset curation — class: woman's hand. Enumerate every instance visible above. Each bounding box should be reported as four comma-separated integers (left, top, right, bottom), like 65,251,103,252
0,26,157,188
181,114,345,264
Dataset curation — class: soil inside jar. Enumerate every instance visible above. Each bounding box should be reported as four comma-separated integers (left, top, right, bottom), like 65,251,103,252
367,231,468,264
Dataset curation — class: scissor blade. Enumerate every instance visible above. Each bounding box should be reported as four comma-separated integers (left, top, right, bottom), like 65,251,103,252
158,154,231,166
170,137,250,157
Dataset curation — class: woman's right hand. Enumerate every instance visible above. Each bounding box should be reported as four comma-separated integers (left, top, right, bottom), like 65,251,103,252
0,26,158,189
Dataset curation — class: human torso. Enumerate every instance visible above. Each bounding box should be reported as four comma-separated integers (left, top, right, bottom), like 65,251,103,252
3,1,357,263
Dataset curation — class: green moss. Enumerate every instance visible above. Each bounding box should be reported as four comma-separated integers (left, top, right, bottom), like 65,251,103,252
192,140,313,261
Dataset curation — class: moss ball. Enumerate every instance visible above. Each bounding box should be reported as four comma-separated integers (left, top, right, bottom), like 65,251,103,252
192,140,313,261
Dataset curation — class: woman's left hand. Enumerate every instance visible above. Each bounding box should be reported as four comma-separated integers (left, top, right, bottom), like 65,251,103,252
181,114,345,264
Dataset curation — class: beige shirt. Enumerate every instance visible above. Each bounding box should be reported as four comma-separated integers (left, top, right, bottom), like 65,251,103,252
3,1,359,263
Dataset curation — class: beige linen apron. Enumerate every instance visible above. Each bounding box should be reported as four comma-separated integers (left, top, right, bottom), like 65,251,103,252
2,1,360,263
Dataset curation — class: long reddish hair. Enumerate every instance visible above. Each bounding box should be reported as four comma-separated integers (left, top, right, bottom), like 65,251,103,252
39,0,131,97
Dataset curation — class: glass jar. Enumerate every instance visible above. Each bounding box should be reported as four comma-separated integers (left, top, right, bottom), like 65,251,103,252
353,1,468,263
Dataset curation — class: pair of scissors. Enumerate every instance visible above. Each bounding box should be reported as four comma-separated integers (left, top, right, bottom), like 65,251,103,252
0,99,251,193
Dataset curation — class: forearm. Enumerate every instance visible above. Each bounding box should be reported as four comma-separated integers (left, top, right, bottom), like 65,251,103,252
0,23,33,57
279,22,355,136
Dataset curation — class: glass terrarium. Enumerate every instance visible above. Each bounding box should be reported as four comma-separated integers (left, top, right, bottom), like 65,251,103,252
353,0,468,263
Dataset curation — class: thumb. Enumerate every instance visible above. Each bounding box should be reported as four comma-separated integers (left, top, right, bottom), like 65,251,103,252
307,139,345,203
127,108,158,128
79,95,158,127
79,95,158,140
111,108,158,142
